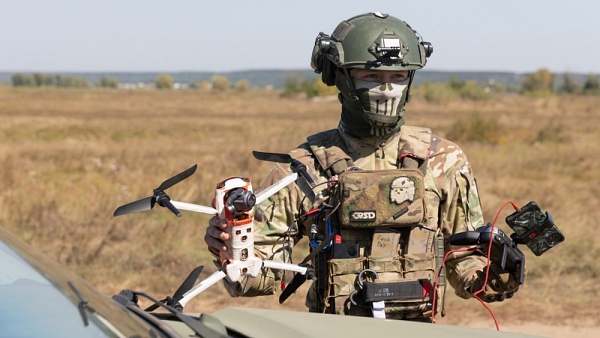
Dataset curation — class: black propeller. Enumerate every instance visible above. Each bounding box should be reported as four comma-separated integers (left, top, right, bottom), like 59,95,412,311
113,164,198,217
144,265,205,312
278,263,315,304
252,151,326,303
252,151,294,164
278,232,335,304
252,151,316,203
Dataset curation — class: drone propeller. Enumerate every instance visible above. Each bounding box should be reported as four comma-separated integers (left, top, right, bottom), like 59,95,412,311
144,265,204,312
251,151,294,164
112,196,156,217
278,232,335,304
156,165,198,191
252,151,316,203
113,165,198,217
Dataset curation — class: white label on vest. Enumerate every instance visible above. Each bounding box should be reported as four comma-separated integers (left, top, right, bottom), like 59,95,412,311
349,210,377,222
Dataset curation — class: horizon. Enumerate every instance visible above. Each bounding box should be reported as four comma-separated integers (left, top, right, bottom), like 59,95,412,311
1,69,596,76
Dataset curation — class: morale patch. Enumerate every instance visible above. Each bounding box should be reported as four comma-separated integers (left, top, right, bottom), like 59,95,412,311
390,176,416,205
349,210,377,222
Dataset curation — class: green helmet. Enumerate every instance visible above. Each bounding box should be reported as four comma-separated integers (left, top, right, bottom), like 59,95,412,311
311,12,433,85
310,12,433,138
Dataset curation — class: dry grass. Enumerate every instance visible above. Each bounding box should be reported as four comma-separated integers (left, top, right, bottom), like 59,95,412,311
1,86,599,327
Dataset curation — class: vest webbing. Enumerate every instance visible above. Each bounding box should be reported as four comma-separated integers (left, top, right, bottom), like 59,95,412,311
306,129,354,178
307,126,432,177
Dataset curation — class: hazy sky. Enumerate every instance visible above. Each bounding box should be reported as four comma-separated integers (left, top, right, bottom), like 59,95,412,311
2,1,598,74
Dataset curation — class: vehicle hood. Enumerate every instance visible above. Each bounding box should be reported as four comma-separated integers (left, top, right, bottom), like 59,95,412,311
208,307,542,338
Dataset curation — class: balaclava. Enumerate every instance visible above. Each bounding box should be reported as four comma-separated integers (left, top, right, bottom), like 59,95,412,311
336,67,413,138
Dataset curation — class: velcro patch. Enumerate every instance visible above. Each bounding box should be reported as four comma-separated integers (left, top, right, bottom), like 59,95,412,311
349,210,377,222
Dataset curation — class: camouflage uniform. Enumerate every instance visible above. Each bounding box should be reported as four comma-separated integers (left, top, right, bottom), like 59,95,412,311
215,122,487,318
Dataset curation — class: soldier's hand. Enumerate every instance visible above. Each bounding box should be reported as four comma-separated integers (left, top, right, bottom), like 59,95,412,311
467,263,522,303
204,216,229,257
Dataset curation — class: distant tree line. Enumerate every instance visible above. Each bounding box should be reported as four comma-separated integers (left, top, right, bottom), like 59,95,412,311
282,68,600,101
174,74,266,92
511,69,598,96
9,69,600,98
405,69,600,102
556,72,600,95
11,72,120,89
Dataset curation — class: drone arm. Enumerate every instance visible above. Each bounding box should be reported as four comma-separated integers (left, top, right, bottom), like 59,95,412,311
178,270,227,308
155,191,182,217
170,201,218,215
164,202,181,217
254,172,298,205
263,260,309,274
290,160,315,186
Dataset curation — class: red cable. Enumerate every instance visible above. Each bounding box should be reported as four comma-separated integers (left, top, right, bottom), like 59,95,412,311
431,201,520,330
472,201,519,329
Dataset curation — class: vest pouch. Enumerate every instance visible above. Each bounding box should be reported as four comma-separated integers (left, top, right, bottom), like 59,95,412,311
325,256,369,316
367,254,437,319
337,169,426,228
402,253,436,280
367,256,403,282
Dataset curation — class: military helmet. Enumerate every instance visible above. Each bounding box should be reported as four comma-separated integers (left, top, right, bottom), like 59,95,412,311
311,12,433,85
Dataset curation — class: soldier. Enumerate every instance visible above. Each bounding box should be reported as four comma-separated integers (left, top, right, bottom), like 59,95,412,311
204,12,521,320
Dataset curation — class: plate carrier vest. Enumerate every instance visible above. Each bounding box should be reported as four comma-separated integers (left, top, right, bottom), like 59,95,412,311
305,126,445,319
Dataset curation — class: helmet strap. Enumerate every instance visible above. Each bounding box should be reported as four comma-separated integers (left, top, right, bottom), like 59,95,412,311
405,70,416,104
340,68,359,101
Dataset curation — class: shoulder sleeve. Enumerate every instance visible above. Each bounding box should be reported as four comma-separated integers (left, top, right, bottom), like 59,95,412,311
428,135,487,299
428,135,484,234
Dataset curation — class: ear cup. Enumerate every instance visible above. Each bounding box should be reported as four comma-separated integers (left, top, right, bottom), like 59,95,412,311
320,58,337,86
421,41,433,57
311,32,337,86
310,43,323,72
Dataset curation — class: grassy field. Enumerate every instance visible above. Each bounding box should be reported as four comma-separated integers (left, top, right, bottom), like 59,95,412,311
0,85,598,332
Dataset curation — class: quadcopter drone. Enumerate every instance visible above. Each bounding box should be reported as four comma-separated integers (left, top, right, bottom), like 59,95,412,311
113,152,317,309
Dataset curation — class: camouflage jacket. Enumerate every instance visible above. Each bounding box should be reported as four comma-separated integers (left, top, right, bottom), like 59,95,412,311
217,123,487,304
